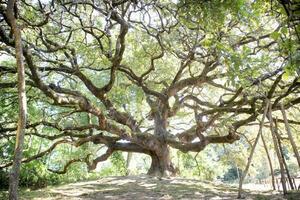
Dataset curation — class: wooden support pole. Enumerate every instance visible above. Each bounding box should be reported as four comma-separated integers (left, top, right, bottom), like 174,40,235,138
275,119,294,190
268,105,287,195
261,133,276,190
280,104,300,168
237,100,269,198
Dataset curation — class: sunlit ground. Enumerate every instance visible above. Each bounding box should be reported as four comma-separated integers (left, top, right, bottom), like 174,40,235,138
1,176,300,200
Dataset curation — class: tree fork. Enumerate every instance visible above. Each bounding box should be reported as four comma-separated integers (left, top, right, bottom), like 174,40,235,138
147,108,177,177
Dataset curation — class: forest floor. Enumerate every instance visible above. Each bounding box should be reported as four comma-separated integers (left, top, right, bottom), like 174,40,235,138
1,175,300,200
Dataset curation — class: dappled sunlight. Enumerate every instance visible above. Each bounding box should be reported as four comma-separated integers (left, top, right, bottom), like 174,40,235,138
169,178,200,186
15,176,295,200
105,177,137,186
138,182,157,189
47,179,122,198
68,180,100,186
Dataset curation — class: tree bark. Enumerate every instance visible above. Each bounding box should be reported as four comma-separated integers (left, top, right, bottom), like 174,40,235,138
147,109,176,177
237,100,269,198
280,104,300,168
147,149,176,177
268,106,287,195
6,1,27,200
261,134,276,190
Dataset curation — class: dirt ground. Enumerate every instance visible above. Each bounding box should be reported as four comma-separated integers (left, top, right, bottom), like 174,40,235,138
1,176,299,200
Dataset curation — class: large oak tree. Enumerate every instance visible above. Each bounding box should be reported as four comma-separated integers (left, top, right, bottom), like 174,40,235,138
0,0,299,177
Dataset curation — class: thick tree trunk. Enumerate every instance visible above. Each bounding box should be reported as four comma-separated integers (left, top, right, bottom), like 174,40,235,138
7,1,27,200
237,100,269,198
261,134,276,190
147,147,176,177
147,109,176,177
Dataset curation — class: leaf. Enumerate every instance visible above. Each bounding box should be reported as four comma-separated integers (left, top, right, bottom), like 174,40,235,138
270,31,280,40
282,72,289,81
280,27,288,35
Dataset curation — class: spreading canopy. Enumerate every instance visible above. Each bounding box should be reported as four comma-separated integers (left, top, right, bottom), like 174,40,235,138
0,0,299,176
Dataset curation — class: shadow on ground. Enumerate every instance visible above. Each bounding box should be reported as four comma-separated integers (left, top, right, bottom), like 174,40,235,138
1,176,299,200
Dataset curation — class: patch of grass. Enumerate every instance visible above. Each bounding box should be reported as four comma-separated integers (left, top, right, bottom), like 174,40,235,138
286,191,300,200
254,194,270,200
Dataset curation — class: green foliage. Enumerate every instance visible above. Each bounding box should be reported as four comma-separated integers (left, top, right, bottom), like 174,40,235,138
288,163,299,177
178,0,248,29
0,169,9,189
0,161,60,190
19,161,60,189
177,146,228,180
109,152,127,176
255,159,270,181
223,166,242,182
254,195,270,200
94,152,128,177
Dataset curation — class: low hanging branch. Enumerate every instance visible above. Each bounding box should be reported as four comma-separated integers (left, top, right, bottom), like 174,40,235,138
45,139,154,173
0,139,71,169
47,150,114,174
48,157,89,174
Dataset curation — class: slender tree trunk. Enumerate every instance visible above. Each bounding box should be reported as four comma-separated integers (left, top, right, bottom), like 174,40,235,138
280,104,300,168
261,134,276,190
126,152,132,175
235,163,240,182
268,105,287,195
275,120,294,190
6,1,27,199
237,100,269,198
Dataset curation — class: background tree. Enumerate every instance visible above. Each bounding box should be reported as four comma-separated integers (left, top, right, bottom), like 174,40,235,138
5,0,27,199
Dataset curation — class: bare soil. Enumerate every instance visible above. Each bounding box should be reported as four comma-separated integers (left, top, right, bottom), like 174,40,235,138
1,175,299,200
